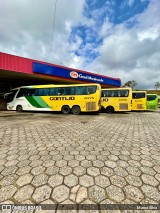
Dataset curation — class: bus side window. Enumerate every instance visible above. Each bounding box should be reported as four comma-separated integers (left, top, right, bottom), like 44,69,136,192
107,91,113,97
86,86,96,94
50,88,57,95
43,89,50,96
58,88,65,95
75,87,86,95
113,91,118,97
34,89,39,96
65,87,75,95
38,89,44,96
119,90,129,97
29,89,35,96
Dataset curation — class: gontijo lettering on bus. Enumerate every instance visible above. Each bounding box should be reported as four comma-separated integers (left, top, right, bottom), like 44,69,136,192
50,97,75,101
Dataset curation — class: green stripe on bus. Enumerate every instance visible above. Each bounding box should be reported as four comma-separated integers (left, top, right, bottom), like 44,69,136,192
33,96,50,108
25,96,42,108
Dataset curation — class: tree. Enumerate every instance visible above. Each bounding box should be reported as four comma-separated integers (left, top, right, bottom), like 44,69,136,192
155,82,160,90
123,80,137,89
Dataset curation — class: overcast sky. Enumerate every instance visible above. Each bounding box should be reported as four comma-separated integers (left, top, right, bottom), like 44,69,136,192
0,0,160,89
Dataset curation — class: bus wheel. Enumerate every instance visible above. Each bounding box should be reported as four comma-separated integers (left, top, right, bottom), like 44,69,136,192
16,105,23,112
62,105,70,114
72,105,81,115
106,106,114,113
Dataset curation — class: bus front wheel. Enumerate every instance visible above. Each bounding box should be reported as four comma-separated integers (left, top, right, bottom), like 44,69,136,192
72,105,81,115
61,105,70,114
16,105,23,112
106,106,114,113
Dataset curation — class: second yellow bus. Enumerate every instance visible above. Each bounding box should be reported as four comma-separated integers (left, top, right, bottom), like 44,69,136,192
132,91,146,111
101,88,132,113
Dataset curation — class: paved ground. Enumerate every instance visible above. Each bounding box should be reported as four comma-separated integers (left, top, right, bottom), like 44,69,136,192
0,110,160,212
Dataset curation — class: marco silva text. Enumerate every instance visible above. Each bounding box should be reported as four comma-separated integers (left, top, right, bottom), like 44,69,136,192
137,205,158,210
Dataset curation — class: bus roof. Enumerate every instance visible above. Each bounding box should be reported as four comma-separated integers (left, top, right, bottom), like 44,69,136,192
12,83,101,90
102,87,132,90
147,94,158,96
132,91,146,93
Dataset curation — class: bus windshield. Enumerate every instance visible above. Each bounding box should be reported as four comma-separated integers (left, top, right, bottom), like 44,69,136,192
102,89,129,97
147,95,157,101
4,90,18,103
132,92,146,99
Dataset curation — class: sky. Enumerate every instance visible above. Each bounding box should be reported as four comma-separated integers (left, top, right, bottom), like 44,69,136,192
0,0,160,89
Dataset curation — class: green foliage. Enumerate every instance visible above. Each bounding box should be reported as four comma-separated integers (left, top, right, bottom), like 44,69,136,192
123,80,137,89
155,82,160,90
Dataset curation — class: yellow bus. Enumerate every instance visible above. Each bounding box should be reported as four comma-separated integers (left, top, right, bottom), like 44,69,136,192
132,91,146,111
101,88,132,113
4,83,101,114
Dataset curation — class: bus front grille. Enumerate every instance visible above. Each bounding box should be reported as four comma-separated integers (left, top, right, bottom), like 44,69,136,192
86,102,96,111
137,104,143,109
119,103,128,110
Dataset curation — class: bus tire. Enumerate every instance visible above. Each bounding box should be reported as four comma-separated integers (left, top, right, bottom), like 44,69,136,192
61,105,70,114
106,106,114,113
71,105,81,115
16,105,23,112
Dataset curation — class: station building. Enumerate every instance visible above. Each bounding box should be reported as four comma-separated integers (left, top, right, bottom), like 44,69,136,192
0,52,121,97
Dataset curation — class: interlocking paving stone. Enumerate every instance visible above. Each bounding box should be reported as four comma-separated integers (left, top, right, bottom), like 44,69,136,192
110,175,127,188
95,175,110,188
31,166,45,176
114,167,128,177
79,175,94,187
48,174,63,187
17,160,31,167
14,185,34,202
106,185,125,203
1,166,18,176
0,185,17,202
0,174,18,186
5,159,18,167
52,185,70,202
141,185,160,202
46,166,59,175
56,160,67,167
32,185,52,203
68,160,79,168
16,174,33,186
31,174,48,187
88,185,106,203
153,165,160,173
126,166,141,177
87,167,100,177
125,175,142,187
141,174,159,186
93,160,105,168
0,165,4,173
105,160,117,168
30,160,43,167
75,186,87,203
59,166,72,176
73,166,86,176
64,174,78,187
0,111,160,205
100,167,114,177
124,185,144,203
81,160,92,168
